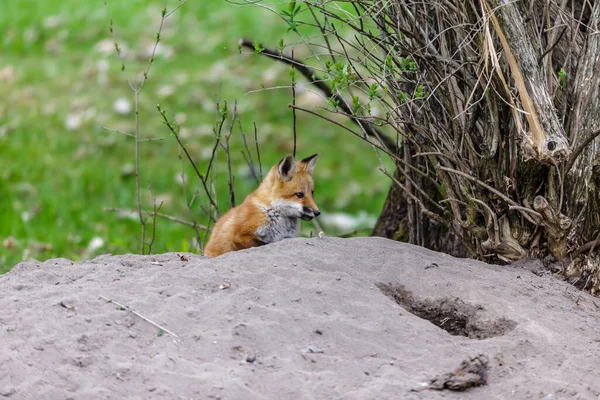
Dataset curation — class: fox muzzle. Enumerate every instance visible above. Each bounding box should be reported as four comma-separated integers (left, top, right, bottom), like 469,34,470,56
301,207,320,221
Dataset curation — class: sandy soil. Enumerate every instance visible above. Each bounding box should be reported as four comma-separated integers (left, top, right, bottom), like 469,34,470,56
1,237,599,399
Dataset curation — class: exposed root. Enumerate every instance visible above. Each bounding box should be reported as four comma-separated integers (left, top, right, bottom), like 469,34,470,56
481,216,526,262
533,196,571,260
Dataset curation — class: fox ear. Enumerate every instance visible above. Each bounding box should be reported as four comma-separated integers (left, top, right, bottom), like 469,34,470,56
300,153,319,175
277,154,296,181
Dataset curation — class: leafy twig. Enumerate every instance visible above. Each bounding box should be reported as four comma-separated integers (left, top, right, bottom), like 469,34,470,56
157,104,220,214
239,39,398,153
104,1,186,254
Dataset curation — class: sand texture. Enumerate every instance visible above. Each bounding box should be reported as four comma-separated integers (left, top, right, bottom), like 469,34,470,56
1,237,599,399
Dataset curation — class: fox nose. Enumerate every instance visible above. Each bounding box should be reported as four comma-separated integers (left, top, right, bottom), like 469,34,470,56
314,210,321,217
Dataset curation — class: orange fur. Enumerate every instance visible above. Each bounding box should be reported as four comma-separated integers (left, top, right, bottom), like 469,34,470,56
204,154,320,257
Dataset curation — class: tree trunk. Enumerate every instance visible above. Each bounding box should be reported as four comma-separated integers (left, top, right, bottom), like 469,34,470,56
345,0,600,272
372,166,470,258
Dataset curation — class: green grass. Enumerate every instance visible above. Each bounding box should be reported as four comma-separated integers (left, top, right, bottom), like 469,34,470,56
0,0,393,273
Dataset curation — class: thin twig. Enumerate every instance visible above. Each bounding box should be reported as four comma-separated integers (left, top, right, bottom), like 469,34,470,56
157,104,220,214
178,146,203,249
104,0,186,254
105,207,209,230
565,127,600,174
133,91,145,253
99,295,179,338
205,128,222,183
239,120,259,185
239,39,398,153
439,166,541,225
537,26,568,66
147,195,163,255
165,0,189,18
253,122,263,181
101,126,134,137
291,48,298,158
221,102,237,209
380,167,444,222
289,103,440,190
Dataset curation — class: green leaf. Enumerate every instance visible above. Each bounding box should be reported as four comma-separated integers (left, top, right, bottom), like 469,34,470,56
287,21,298,32
385,54,393,69
329,97,340,112
397,92,408,103
368,83,380,100
252,40,264,54
558,67,567,91
352,96,361,113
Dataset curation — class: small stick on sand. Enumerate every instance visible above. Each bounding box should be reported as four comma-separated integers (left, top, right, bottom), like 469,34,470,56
99,295,179,338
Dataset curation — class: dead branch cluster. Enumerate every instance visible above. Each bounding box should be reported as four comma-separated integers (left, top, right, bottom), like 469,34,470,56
239,0,600,286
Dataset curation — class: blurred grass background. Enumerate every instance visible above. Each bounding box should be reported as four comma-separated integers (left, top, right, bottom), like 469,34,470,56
0,0,392,273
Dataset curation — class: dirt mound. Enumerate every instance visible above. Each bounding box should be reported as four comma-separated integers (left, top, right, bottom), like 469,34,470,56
1,237,598,399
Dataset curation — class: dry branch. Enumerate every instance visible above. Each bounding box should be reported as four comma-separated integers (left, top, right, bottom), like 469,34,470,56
486,0,569,163
99,295,179,338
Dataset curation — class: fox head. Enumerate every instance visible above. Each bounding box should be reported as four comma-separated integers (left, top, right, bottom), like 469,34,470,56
264,153,320,221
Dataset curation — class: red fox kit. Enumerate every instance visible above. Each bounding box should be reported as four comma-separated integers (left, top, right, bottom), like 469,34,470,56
204,153,320,257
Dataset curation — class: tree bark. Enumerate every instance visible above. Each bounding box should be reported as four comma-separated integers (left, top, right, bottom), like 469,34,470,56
487,0,569,163
565,0,600,242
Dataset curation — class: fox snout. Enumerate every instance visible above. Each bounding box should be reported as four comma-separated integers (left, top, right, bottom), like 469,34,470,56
301,206,321,221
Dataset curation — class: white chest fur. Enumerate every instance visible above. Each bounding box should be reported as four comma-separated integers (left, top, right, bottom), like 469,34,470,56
255,200,301,244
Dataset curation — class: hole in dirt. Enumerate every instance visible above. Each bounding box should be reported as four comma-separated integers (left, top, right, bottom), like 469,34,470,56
376,283,516,339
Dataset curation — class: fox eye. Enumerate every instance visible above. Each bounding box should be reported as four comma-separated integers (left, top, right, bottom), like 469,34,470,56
295,192,304,199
